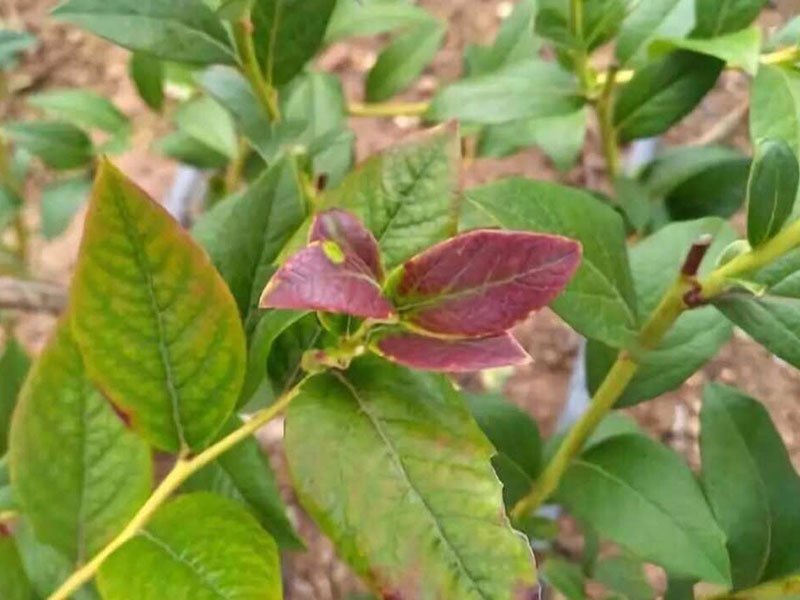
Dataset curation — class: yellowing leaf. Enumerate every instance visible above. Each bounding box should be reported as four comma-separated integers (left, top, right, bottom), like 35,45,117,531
71,160,246,452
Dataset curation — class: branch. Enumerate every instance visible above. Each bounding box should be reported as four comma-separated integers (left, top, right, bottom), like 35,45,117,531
0,277,67,314
48,378,309,600
510,234,721,521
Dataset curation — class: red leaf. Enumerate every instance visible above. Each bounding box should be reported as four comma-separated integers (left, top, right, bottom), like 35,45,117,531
376,331,530,372
309,209,383,280
259,241,394,319
394,230,581,336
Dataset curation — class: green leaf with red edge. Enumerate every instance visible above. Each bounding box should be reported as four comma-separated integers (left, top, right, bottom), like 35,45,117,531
309,209,383,280
320,122,461,269
97,493,282,600
260,241,394,319
8,318,152,563
70,159,246,453
285,356,537,598
390,229,581,337
374,331,530,372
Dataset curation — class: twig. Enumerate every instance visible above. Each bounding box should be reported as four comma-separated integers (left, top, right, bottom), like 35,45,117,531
48,378,308,600
348,101,429,118
0,277,68,314
688,101,749,147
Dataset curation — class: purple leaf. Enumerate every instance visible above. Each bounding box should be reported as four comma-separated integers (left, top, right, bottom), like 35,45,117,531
309,208,383,280
376,331,530,372
259,241,394,319
394,230,581,336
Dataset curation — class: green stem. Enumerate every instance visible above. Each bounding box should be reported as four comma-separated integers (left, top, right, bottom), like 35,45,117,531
569,0,593,93
510,274,691,521
232,18,281,123
701,218,800,298
512,218,800,520
348,101,430,118
596,65,620,178
47,379,309,600
224,137,250,195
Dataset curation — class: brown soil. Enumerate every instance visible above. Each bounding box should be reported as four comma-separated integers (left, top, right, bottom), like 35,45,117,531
3,1,800,599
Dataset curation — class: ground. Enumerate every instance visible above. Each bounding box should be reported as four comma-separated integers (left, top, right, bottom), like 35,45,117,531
3,1,800,598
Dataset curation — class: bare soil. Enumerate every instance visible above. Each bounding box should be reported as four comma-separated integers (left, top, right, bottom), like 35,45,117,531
3,1,800,598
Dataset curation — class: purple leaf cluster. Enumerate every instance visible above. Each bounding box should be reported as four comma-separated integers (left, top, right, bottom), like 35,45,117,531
260,209,581,372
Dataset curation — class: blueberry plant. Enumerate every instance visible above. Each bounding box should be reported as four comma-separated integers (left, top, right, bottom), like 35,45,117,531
3,0,800,599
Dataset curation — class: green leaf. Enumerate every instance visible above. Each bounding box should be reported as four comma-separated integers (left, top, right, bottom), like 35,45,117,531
53,0,236,65
266,313,329,394
280,71,353,186
463,177,638,349
541,558,585,600
0,29,35,70
649,25,763,75
8,319,152,562
0,338,29,456
198,66,272,158
0,536,34,600
156,131,230,169
321,123,459,269
664,156,751,221
713,248,800,370
183,416,302,549
40,176,91,240
97,493,282,599
325,0,432,42
750,65,800,164
593,555,653,600
28,89,130,134
251,0,337,86
129,52,165,111
478,107,587,171
3,121,93,170
665,577,696,600
536,0,626,52
747,139,799,248
587,218,735,406
239,309,308,409
464,0,538,76
174,96,237,159
465,392,541,508
0,184,22,231
614,51,724,142
366,21,444,102
428,59,582,125
558,433,730,585
700,384,800,588
13,519,99,600
70,160,246,452
285,356,537,598
616,0,695,66
193,156,309,331
692,0,767,38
